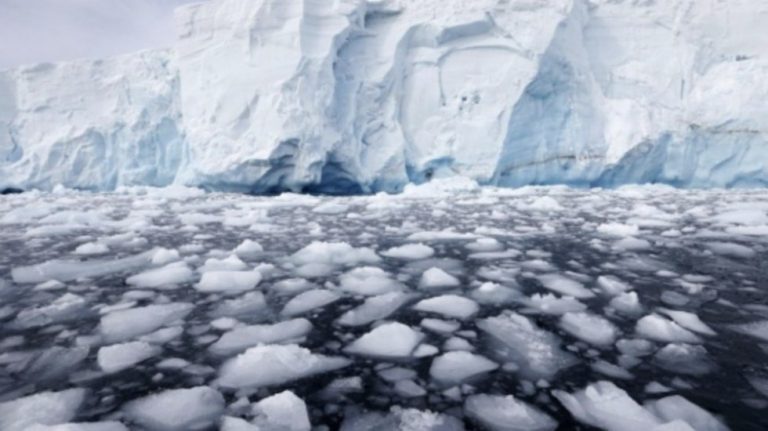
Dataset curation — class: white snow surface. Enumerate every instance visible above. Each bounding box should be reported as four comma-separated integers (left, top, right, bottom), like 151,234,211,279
2,0,767,192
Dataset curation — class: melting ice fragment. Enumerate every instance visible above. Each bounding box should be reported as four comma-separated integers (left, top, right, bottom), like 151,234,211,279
99,302,193,343
381,243,435,260
252,390,311,431
477,312,576,380
217,344,350,389
337,292,412,327
126,262,195,289
559,312,619,347
280,289,341,317
429,351,498,386
195,270,262,294
536,274,595,299
0,389,86,431
11,249,157,283
344,322,424,359
123,386,224,431
209,318,313,356
464,394,557,431
413,295,479,320
97,341,160,373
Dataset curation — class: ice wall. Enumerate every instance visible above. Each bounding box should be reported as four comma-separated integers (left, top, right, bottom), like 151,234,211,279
0,50,183,191
1,0,766,192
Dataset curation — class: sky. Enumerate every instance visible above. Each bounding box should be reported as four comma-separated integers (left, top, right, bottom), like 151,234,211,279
0,0,201,69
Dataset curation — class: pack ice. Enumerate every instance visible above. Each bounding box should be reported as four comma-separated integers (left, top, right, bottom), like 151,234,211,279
1,0,767,192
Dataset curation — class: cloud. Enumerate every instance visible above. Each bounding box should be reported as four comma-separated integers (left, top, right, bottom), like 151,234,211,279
0,0,201,69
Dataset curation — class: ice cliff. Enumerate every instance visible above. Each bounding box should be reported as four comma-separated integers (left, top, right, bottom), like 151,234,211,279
1,0,767,193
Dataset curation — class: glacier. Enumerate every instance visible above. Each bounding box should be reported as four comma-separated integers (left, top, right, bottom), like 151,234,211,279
1,0,767,193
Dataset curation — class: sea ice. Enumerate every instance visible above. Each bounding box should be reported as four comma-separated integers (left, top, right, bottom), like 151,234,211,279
413,295,479,320
123,386,224,431
99,303,193,343
419,267,461,290
560,312,619,347
280,289,340,317
0,389,86,431
381,243,435,260
126,262,195,289
195,270,262,294
97,341,160,373
477,312,576,379
336,292,411,327
464,394,557,431
209,318,313,356
344,322,424,359
536,274,595,299
338,267,403,296
252,391,310,431
636,314,702,344
429,351,498,385
218,344,350,389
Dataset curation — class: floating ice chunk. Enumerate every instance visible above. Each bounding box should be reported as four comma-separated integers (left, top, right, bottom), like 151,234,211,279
11,293,88,329
421,318,460,335
198,255,247,272
234,240,263,259
413,295,479,320
710,209,768,226
560,312,619,347
645,395,729,431
706,242,755,259
610,292,643,315
99,303,193,343
636,314,702,344
218,344,350,389
209,318,312,356
339,267,403,296
727,320,768,342
210,291,267,318
97,341,160,373
290,242,380,267
444,337,474,351
553,381,662,431
597,223,640,237
340,407,464,431
280,289,340,317
395,380,427,398
271,278,316,297
429,351,498,385
179,213,221,225
126,262,195,289
196,271,261,294
0,388,86,431
337,292,411,327
613,238,652,251
23,421,128,431
536,274,595,299
470,282,520,305
419,267,460,290
526,196,563,212
477,312,576,379
653,344,714,376
597,276,632,296
657,309,716,336
123,386,224,431
18,346,89,383
74,242,109,256
382,243,435,260
151,248,180,265
345,322,424,359
465,394,557,431
253,391,310,431
592,360,634,380
466,238,504,252
406,230,479,242
523,294,586,315
11,249,156,283
747,376,768,398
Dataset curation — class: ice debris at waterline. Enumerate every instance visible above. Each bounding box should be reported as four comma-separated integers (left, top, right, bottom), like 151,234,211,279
2,183,768,430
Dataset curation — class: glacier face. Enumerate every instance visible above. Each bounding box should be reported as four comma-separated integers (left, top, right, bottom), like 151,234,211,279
1,0,767,193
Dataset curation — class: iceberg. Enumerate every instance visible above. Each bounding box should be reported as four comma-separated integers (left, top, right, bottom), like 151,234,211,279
1,0,766,192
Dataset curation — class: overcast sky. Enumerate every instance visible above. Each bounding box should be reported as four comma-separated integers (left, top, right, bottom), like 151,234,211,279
0,0,201,69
